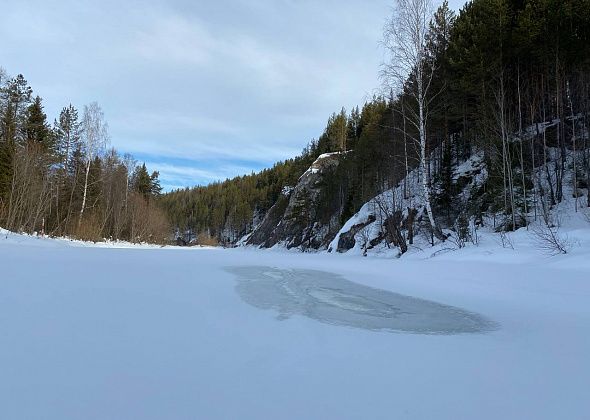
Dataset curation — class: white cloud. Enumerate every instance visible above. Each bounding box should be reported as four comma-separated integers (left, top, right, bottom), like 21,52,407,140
143,161,258,190
132,15,215,66
1,0,470,187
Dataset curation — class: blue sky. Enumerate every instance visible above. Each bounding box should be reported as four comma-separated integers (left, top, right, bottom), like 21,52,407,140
2,0,465,191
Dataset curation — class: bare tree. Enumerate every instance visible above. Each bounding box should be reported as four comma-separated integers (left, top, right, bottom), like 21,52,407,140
6,143,52,232
374,190,408,254
382,0,444,240
495,72,517,231
566,81,579,212
516,64,528,222
79,102,108,226
0,68,7,88
128,192,170,244
531,221,571,255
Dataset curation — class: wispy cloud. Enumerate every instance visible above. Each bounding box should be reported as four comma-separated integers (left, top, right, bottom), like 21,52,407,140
2,0,468,189
132,15,216,66
141,159,263,191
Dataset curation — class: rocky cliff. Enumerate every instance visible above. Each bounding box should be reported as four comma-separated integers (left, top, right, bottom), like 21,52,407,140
241,147,492,256
245,152,343,250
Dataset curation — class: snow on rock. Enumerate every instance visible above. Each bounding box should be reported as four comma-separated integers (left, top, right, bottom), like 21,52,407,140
247,152,343,249
281,185,294,196
298,151,343,180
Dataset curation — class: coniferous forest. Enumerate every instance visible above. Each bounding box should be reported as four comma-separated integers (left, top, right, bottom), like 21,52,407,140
162,0,590,247
2,0,589,248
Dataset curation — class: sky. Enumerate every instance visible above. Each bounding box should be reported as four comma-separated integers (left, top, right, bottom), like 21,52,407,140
2,0,465,191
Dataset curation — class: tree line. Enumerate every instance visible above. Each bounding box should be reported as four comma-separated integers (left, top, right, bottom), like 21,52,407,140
163,0,590,248
0,70,170,243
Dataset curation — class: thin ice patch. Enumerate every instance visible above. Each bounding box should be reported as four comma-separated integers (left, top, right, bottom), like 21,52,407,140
226,266,498,335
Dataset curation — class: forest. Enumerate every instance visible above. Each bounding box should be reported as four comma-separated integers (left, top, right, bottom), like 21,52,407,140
162,0,590,248
0,74,169,243
2,0,589,249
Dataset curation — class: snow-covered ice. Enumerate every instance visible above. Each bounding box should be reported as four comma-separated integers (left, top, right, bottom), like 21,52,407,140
1,229,589,419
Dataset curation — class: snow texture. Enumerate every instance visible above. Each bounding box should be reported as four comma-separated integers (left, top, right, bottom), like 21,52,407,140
1,220,590,419
298,151,343,180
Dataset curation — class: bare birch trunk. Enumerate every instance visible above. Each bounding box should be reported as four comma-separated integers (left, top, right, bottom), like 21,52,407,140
79,160,90,227
517,65,528,223
418,69,441,238
567,81,578,212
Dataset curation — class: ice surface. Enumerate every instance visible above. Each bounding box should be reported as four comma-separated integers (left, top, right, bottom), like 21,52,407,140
227,266,497,334
1,229,590,420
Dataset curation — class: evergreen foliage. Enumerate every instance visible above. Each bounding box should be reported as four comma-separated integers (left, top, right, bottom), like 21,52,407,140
162,0,590,246
0,70,169,243
2,0,589,248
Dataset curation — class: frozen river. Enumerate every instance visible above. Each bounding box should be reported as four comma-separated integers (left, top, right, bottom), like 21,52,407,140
1,235,589,419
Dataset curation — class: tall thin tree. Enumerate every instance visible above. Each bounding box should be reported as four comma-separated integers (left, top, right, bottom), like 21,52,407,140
382,0,444,239
79,102,108,227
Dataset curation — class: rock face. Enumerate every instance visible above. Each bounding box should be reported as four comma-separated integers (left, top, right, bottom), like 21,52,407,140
333,215,376,253
246,153,342,250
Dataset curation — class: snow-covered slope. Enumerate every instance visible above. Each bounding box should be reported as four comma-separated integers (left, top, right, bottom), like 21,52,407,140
329,145,590,260
329,152,487,256
1,229,589,419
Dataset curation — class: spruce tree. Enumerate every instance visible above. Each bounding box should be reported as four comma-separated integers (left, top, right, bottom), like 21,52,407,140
25,96,51,148
132,164,153,197
55,105,81,168
150,171,162,196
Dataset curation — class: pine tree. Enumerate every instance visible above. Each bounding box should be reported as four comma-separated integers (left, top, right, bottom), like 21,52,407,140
347,106,361,150
25,96,51,148
132,163,153,197
150,171,162,196
3,74,32,143
0,75,32,205
55,105,81,169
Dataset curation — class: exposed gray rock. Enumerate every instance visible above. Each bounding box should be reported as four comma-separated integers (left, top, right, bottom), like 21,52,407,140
247,153,342,250
333,215,376,253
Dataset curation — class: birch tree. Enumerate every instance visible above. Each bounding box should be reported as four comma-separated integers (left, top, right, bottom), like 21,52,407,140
79,102,108,226
382,0,444,240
